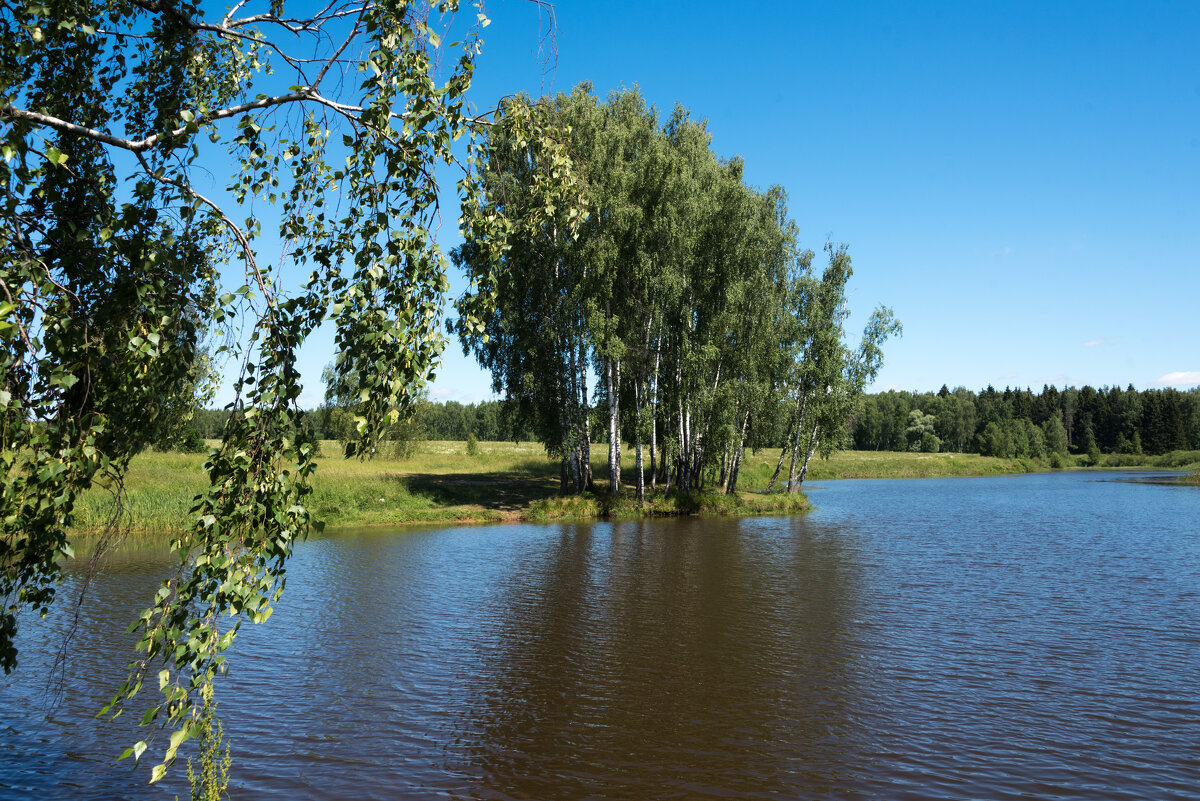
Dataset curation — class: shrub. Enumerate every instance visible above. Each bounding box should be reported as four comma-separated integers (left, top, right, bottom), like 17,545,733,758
178,429,206,453
390,436,420,460
465,433,479,457
1159,450,1200,468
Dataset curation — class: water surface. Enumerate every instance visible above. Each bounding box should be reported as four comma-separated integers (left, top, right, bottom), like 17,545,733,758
2,470,1197,799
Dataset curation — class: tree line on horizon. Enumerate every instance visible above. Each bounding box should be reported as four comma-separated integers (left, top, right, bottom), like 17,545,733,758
189,396,536,449
850,384,1200,461
185,383,1199,472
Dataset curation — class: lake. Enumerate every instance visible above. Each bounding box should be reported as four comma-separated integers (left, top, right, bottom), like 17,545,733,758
2,470,1198,799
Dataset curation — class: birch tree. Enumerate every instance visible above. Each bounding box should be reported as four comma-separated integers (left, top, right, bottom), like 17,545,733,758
771,245,901,491
456,85,894,499
2,0,578,780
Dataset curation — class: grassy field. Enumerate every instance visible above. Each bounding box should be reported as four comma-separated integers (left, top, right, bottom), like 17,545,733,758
67,441,1198,536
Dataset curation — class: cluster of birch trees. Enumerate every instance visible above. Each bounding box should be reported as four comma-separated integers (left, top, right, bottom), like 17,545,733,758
453,85,899,498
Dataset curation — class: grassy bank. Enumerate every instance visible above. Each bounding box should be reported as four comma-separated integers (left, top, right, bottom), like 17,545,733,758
71,442,1192,537
71,440,818,534
527,486,812,522
750,449,1035,481
1093,450,1200,471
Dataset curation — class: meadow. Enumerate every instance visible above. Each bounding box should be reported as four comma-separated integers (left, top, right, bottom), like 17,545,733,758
67,441,1200,537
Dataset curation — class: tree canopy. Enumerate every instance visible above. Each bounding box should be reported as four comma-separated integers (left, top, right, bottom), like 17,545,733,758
1,0,576,781
851,384,1200,458
454,85,899,497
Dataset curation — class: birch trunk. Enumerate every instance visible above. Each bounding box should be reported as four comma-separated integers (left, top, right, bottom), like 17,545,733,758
678,397,689,491
634,379,645,503
797,422,820,486
661,439,672,488
766,390,804,491
560,329,575,493
649,346,660,489
726,409,750,494
787,390,809,493
765,440,789,492
579,338,592,491
689,410,703,490
607,357,621,495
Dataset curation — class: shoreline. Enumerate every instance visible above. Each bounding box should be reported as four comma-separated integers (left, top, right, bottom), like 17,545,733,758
66,444,1198,538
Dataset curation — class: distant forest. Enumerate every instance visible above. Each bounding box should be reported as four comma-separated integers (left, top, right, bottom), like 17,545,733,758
188,384,1199,461
850,385,1199,458
189,400,536,445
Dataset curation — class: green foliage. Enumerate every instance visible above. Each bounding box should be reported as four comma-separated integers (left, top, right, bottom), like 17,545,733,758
465,433,479,457
1156,449,1200,468
177,429,207,454
454,85,896,497
185,684,231,801
853,384,1200,460
906,410,939,452
1042,416,1070,456
2,0,580,782
388,422,424,461
976,421,1009,458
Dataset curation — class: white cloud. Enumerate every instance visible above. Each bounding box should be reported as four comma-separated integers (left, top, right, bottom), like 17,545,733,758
1083,338,1108,348
1153,371,1200,388
429,384,500,403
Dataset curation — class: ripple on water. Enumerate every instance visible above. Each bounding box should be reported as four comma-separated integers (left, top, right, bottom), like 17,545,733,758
1,471,1198,799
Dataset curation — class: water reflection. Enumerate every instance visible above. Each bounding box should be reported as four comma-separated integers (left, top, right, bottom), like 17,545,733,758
452,515,865,799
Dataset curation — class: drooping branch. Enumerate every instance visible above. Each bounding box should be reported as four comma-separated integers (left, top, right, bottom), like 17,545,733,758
132,153,264,295
3,92,309,153
2,85,423,157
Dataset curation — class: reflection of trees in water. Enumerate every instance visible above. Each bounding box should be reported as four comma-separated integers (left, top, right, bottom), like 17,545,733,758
449,515,867,799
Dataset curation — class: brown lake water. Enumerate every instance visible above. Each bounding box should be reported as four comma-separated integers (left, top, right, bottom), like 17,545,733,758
2,470,1199,799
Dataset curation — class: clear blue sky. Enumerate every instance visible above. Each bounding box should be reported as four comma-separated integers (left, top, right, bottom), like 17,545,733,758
276,1,1200,406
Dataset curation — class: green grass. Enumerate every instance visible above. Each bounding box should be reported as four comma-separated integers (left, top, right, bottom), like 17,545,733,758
70,451,212,536
740,448,1035,482
527,486,812,522
68,441,1113,537
1095,450,1200,471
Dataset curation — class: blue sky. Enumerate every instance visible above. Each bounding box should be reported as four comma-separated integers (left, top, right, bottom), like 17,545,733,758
273,1,1200,405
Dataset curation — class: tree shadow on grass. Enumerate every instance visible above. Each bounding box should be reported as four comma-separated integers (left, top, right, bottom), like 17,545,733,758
398,462,563,512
